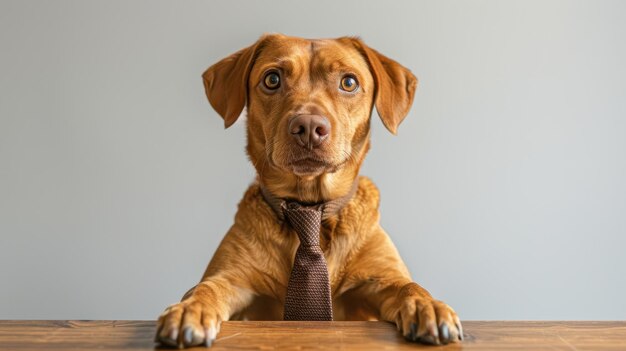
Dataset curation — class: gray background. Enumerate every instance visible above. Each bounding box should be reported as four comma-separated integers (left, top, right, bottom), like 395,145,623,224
1,0,625,320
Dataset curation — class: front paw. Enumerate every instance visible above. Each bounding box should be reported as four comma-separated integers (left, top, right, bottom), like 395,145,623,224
396,297,462,345
156,298,221,348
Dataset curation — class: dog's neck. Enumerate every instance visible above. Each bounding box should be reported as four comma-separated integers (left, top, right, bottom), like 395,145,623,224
257,168,359,203
259,177,359,221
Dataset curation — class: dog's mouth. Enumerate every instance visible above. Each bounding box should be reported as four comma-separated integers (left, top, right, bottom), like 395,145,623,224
286,152,352,176
267,141,351,176
288,157,332,175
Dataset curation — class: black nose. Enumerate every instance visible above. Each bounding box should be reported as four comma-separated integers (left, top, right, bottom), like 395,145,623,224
288,114,331,149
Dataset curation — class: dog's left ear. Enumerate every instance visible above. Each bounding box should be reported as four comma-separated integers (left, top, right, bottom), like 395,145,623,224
202,37,266,128
348,38,418,135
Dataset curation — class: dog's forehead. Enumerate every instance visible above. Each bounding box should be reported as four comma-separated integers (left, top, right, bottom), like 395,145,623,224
257,36,368,72
311,40,368,70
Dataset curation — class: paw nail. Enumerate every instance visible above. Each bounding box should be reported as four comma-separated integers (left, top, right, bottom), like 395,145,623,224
169,329,178,342
154,324,164,342
418,334,439,345
456,322,464,340
439,324,450,343
183,327,193,345
158,329,179,347
208,327,217,340
410,322,417,341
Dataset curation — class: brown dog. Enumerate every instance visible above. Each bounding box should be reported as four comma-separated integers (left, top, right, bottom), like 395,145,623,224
156,34,462,347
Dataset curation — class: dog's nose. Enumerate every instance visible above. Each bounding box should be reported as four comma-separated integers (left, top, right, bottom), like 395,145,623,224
288,114,330,149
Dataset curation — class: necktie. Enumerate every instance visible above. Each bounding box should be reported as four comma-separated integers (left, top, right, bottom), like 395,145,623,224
282,202,333,321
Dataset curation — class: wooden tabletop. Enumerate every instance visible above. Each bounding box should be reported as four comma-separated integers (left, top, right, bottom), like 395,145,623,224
0,320,625,350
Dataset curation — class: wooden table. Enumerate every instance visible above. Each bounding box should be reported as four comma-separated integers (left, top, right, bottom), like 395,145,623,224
0,320,625,350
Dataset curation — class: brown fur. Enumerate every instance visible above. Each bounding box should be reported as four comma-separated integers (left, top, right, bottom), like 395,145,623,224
157,34,462,347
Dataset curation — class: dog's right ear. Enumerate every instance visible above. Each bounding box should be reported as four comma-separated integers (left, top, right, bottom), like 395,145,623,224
346,38,418,135
202,38,265,128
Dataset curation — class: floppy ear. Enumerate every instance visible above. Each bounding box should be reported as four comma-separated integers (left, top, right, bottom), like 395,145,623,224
350,39,418,134
202,39,264,128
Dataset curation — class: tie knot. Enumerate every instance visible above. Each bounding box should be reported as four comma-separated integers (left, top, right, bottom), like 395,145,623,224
282,202,322,246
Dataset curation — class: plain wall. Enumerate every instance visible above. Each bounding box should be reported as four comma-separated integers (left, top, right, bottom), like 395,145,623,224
1,0,625,320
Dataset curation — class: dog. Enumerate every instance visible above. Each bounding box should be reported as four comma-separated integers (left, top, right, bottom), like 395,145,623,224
156,34,462,347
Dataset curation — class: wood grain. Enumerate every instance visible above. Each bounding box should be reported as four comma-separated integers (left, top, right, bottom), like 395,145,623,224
0,320,625,350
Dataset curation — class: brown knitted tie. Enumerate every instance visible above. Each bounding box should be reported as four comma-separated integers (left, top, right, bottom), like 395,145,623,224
282,202,333,321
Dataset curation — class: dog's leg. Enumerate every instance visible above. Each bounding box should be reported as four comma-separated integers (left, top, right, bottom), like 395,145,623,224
346,228,462,345
155,225,261,348
156,276,253,348
377,280,463,345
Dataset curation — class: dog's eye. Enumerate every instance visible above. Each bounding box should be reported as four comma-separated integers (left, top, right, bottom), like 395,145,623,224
263,72,281,90
340,75,359,92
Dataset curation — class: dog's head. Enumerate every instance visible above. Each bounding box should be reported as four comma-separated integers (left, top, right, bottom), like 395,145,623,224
203,34,417,201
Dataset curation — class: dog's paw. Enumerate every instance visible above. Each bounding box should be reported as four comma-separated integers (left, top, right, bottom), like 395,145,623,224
155,298,221,348
395,298,463,345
